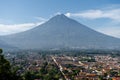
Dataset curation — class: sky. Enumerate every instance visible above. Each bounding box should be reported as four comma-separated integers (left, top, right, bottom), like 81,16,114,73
0,0,120,38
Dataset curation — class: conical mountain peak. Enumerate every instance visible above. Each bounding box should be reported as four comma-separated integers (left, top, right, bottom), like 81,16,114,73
54,14,67,18
1,14,120,50
48,14,70,22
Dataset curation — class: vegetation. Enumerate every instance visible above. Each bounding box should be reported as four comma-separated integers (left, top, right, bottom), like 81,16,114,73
0,49,22,80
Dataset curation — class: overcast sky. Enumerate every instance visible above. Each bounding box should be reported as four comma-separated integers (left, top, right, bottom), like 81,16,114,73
0,0,120,38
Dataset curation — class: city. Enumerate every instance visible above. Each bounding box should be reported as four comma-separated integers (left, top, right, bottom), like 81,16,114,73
4,50,120,80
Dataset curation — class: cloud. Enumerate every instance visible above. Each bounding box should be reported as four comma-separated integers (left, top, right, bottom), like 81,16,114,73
0,16,47,35
65,9,120,21
0,21,45,36
54,12,62,15
34,17,47,21
97,27,120,38
65,8,120,38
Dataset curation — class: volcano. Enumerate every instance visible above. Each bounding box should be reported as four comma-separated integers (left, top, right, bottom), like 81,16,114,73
1,14,120,50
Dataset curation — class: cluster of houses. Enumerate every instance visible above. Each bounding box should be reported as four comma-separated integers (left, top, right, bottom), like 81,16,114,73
53,55,120,80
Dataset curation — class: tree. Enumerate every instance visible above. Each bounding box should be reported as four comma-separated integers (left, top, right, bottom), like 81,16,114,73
0,49,3,54
0,49,11,80
24,71,34,80
0,49,22,80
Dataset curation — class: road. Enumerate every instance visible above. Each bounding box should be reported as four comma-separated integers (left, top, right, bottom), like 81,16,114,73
51,56,70,80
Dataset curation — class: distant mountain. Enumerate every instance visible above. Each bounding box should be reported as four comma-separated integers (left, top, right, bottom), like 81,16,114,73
0,39,15,51
1,14,120,50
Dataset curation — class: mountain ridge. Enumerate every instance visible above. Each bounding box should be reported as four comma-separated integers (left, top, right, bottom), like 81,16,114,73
1,14,120,50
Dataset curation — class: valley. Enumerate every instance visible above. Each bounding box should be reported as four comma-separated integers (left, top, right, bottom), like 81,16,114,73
4,50,120,80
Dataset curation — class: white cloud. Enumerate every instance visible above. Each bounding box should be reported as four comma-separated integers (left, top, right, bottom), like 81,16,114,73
54,12,62,15
0,16,47,35
34,17,47,21
65,13,71,17
97,27,120,38
65,8,120,38
0,21,45,35
65,9,120,21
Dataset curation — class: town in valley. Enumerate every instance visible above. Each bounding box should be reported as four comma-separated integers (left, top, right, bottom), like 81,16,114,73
4,50,120,80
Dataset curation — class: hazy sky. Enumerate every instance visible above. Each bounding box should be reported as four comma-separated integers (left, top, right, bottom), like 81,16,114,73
0,0,120,38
